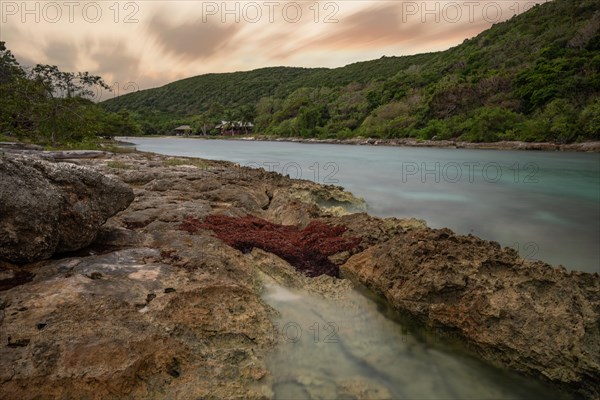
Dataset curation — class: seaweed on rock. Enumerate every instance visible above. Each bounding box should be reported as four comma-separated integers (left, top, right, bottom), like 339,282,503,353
180,215,361,277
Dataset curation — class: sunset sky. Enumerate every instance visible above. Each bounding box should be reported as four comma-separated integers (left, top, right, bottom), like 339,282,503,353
1,1,546,98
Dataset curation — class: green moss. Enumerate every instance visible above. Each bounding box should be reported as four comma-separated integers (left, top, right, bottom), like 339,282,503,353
103,145,136,154
107,160,133,169
163,158,207,168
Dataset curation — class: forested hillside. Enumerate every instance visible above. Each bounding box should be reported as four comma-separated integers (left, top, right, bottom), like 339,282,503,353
102,0,600,142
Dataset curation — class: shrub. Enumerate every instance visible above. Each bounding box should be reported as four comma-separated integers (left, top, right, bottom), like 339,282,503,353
459,107,525,142
579,98,600,140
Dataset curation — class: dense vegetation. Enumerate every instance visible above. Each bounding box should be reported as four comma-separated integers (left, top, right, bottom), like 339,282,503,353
0,42,140,147
103,0,600,143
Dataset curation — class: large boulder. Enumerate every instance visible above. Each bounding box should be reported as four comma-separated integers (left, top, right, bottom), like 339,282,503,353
0,154,134,263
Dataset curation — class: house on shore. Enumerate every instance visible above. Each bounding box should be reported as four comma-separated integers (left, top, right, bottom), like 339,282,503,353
215,121,254,135
173,125,192,136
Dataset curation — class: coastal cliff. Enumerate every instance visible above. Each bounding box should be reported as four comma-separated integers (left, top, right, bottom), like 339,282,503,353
0,151,598,399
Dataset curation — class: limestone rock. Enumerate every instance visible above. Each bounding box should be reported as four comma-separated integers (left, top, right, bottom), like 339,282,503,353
0,154,134,263
0,247,274,399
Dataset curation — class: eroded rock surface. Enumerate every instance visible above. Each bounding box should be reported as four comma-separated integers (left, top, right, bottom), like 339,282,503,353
0,247,274,399
0,152,366,399
0,154,134,263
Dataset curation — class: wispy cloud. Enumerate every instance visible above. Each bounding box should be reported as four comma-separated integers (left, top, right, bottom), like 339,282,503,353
148,13,240,61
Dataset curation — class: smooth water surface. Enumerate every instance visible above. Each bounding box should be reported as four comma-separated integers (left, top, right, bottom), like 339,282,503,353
262,279,572,400
125,137,600,273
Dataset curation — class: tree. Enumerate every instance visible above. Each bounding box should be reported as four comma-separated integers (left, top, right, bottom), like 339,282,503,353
29,64,111,144
459,107,525,142
579,99,600,139
0,41,23,84
238,104,256,134
98,110,142,138
0,41,38,139
1,41,139,145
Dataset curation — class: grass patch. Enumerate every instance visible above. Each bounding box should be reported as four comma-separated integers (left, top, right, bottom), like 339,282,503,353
163,158,207,168
107,160,133,169
44,140,103,151
0,134,16,142
102,145,136,153
43,139,135,153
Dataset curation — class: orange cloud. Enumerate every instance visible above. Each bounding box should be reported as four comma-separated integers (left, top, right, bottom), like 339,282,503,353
148,14,240,61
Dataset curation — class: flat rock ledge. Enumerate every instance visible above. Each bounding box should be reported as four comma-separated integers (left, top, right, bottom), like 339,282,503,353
0,151,598,399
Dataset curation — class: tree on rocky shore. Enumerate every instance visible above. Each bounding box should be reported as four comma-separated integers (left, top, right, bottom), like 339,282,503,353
0,41,141,145
28,64,112,144
0,42,34,138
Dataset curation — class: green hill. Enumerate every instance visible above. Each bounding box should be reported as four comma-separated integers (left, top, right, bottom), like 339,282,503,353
102,0,600,142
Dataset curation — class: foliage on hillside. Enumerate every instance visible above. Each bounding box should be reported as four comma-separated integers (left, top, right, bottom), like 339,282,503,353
105,0,600,142
0,42,141,146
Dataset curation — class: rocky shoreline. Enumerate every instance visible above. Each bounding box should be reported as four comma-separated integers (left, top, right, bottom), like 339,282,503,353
150,136,600,152
1,150,599,399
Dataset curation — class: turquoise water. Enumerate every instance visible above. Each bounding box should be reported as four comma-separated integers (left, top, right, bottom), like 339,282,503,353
125,137,600,274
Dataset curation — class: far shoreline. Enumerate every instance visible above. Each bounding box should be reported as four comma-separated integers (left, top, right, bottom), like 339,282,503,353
118,135,600,153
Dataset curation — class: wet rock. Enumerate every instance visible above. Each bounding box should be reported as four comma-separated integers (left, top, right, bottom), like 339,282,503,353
251,248,354,300
87,272,102,280
94,225,144,248
329,213,427,250
0,141,44,151
0,154,134,263
336,378,393,399
341,228,600,398
0,269,35,291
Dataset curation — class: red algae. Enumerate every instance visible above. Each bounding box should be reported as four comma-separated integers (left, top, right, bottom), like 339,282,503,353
179,215,361,277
